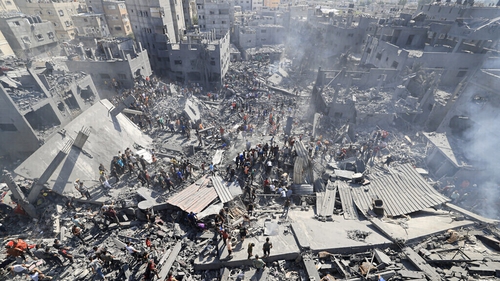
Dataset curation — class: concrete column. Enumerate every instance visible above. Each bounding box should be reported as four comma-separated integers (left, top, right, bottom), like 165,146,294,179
73,127,91,149
2,171,37,218
27,140,73,203
452,38,463,53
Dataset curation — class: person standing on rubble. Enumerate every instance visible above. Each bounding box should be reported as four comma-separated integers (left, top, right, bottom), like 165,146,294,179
88,256,106,280
53,239,73,263
144,259,160,280
247,243,255,259
282,198,291,218
139,155,148,171
253,255,265,271
262,237,273,258
76,181,91,199
165,272,178,281
227,236,235,258
239,223,248,243
72,225,86,244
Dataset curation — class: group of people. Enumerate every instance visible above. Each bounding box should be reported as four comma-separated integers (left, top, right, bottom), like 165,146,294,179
5,238,71,280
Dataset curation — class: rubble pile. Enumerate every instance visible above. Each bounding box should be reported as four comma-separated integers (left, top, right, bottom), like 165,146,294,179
2,49,500,281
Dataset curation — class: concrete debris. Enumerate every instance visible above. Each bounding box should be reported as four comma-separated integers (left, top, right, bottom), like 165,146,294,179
3,5,500,280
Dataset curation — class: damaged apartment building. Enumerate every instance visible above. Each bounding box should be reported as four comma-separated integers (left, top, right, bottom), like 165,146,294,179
0,13,60,60
125,0,230,87
361,6,500,86
232,10,286,60
14,0,87,41
0,59,99,160
84,0,134,37
308,3,500,193
64,37,152,89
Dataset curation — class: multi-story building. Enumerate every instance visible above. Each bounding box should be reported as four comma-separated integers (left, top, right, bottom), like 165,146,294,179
251,0,263,10
0,29,15,59
124,0,185,75
72,13,110,38
361,14,500,86
0,14,59,59
102,1,133,37
65,38,152,88
167,30,230,86
182,0,197,28
83,0,133,37
263,0,279,9
235,24,284,49
196,0,233,39
14,0,86,40
234,0,251,12
0,0,20,13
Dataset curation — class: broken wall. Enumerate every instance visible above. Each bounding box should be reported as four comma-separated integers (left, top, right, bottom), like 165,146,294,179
0,85,40,159
65,48,152,89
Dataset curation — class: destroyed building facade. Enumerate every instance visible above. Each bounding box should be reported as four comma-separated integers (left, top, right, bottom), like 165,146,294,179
0,60,100,159
64,38,153,88
167,30,230,86
84,0,134,38
71,13,110,38
14,0,87,41
0,13,59,60
195,0,233,39
124,0,185,74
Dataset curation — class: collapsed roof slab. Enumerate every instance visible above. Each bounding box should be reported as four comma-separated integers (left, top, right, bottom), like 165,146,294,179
14,99,152,197
194,221,300,270
349,163,450,217
290,208,475,254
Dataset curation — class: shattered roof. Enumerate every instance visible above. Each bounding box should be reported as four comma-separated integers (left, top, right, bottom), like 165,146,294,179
348,163,449,216
166,175,218,213
14,100,152,196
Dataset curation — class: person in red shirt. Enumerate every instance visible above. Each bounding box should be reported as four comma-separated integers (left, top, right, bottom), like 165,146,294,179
145,237,152,248
144,259,159,280
220,229,229,246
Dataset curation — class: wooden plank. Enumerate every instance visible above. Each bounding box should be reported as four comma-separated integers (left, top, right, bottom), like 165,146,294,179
158,241,182,279
402,247,442,281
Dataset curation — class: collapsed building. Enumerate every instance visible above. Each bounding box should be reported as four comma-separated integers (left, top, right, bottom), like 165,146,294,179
0,59,99,160
2,2,500,281
64,38,152,89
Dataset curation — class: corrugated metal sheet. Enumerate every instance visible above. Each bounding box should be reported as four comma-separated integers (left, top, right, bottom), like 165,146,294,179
211,176,234,204
338,182,359,220
316,188,337,216
350,164,449,217
166,175,217,213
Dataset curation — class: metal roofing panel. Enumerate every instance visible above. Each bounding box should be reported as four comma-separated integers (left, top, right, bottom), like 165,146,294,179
338,182,359,220
350,164,449,217
166,175,218,213
211,176,235,204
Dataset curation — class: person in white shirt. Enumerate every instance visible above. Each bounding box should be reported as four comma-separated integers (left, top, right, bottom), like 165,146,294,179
10,264,28,275
125,242,140,258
